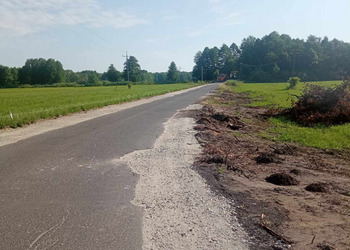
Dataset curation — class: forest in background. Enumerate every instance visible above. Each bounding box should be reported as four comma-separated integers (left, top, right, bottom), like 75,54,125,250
192,31,350,82
0,56,191,88
2,31,350,88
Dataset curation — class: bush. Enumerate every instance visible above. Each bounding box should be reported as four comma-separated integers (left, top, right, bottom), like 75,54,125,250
52,82,81,87
287,79,350,126
18,84,34,88
288,77,300,89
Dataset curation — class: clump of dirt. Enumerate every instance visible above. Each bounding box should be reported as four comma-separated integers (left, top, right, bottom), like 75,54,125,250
271,144,296,155
317,242,335,250
203,155,224,164
212,113,230,122
290,169,301,175
255,153,279,164
191,88,350,250
266,173,299,186
305,182,328,193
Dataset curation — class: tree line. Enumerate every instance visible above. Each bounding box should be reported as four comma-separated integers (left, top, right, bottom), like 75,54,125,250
0,56,191,88
192,31,350,82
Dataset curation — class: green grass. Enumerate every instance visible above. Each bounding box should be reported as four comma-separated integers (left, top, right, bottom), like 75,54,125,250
227,80,350,150
268,117,350,150
233,80,341,108
0,83,198,129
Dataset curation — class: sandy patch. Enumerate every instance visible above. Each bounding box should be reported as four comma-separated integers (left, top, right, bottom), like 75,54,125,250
114,104,248,249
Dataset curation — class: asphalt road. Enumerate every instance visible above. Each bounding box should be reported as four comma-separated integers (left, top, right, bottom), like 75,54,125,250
0,83,218,250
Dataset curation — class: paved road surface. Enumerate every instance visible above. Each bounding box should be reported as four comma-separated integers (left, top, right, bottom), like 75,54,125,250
0,83,218,250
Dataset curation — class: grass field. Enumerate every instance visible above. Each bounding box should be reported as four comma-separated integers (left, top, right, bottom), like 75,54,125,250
226,80,350,150
232,80,341,108
0,83,198,129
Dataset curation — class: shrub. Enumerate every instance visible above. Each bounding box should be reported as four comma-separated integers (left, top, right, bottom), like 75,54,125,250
18,84,34,88
53,82,81,87
288,77,300,89
287,79,350,126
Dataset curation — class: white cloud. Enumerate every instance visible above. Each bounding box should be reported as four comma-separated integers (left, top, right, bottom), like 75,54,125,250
0,0,146,36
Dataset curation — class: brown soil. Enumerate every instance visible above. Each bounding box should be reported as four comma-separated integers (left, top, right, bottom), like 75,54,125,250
190,90,350,250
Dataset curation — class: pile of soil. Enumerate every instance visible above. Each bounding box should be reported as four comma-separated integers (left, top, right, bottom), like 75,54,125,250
255,153,279,164
191,89,350,250
305,182,328,193
265,173,299,186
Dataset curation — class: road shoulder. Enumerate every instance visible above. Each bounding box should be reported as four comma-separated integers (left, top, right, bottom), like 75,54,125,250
114,104,249,249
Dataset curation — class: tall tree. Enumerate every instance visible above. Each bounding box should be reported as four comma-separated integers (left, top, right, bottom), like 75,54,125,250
0,65,18,87
18,58,64,85
123,56,141,82
218,44,236,76
106,64,122,82
167,61,179,82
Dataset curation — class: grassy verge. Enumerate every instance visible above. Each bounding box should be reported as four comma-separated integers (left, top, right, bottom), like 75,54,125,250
232,81,341,108
0,83,199,129
225,81,350,150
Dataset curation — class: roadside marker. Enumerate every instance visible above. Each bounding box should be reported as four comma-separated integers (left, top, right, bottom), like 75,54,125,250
9,111,13,119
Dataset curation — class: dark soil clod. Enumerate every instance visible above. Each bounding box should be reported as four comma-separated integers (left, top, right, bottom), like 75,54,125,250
205,155,224,164
305,182,328,193
212,113,229,122
266,173,299,186
317,243,335,250
197,117,211,124
290,169,301,175
227,123,241,130
255,153,277,164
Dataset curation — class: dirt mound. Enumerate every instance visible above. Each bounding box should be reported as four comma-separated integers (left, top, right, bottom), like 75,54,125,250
290,169,301,175
226,123,241,130
266,173,299,186
255,153,279,164
306,182,328,193
271,144,296,155
317,242,335,250
204,155,224,164
212,113,230,122
195,106,244,133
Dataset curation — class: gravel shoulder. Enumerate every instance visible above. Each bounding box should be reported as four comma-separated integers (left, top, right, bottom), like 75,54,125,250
114,104,249,250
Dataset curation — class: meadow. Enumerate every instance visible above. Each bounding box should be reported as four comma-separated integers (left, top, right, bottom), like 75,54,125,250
227,80,350,150
0,83,198,129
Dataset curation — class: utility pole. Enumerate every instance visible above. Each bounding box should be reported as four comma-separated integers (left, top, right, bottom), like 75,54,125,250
201,66,203,82
122,51,130,83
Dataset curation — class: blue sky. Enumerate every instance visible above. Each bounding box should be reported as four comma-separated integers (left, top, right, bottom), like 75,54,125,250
0,0,349,73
